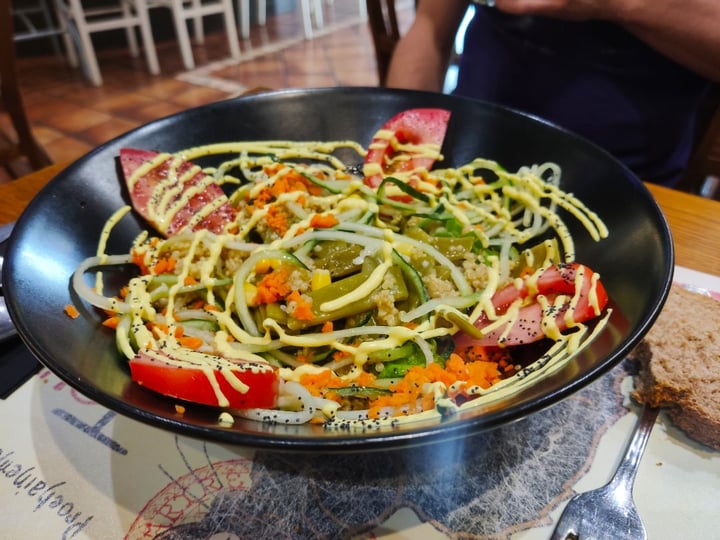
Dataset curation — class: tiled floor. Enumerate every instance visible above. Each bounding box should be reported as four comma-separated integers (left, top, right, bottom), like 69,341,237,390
3,1,413,183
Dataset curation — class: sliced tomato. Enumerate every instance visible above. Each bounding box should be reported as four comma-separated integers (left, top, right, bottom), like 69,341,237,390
455,263,609,348
120,148,236,237
363,108,451,188
129,349,279,409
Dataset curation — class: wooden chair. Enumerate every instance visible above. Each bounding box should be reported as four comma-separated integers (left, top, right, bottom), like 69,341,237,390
146,0,241,70
53,0,160,86
238,0,327,41
12,0,66,57
1,0,53,178
366,0,402,86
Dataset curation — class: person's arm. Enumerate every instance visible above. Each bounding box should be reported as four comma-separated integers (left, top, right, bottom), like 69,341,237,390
495,0,720,82
623,8,720,82
385,0,469,91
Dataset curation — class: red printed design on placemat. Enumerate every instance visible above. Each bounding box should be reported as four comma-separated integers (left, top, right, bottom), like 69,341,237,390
125,458,252,539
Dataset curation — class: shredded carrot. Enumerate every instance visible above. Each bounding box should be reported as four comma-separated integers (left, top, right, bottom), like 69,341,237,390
102,316,120,329
64,304,80,319
265,205,290,236
184,276,198,286
152,256,176,275
299,369,340,397
321,321,334,333
253,186,274,209
461,344,490,363
270,170,312,197
188,298,205,310
149,323,170,338
179,336,203,349
287,290,314,321
253,267,292,304
309,213,339,229
131,249,150,275
354,370,376,387
204,304,220,312
332,349,351,362
460,343,512,366
367,353,504,416
466,360,501,388
263,163,283,175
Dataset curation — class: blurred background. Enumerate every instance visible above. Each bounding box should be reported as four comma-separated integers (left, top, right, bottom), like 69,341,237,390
2,0,413,182
2,0,718,198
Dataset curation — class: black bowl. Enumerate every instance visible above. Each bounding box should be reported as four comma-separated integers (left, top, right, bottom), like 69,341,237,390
3,88,673,451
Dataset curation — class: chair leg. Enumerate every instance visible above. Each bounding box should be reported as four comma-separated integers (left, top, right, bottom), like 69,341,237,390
238,0,266,39
0,0,52,171
300,0,312,38
257,0,266,25
67,0,104,85
191,0,204,43
53,0,79,67
238,0,250,39
37,0,65,56
221,0,242,62
312,0,323,28
167,0,195,70
134,0,160,74
122,0,140,56
357,0,367,19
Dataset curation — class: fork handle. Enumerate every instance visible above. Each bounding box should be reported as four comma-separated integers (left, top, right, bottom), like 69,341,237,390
608,405,659,498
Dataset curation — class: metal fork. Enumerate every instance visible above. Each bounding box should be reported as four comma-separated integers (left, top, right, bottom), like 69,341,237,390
551,404,659,540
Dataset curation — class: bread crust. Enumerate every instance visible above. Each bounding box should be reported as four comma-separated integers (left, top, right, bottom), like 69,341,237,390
630,285,720,451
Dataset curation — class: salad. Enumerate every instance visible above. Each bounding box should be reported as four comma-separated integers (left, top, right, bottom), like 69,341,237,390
72,108,611,429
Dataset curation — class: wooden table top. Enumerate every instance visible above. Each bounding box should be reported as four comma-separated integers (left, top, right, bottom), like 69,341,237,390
1,163,719,276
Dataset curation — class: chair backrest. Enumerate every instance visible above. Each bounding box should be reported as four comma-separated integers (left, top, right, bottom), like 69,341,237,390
366,0,401,86
0,0,52,178
54,0,160,86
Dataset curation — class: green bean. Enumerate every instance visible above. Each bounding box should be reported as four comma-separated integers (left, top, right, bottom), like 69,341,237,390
369,341,427,379
286,265,408,330
328,386,391,398
403,221,475,261
312,241,363,277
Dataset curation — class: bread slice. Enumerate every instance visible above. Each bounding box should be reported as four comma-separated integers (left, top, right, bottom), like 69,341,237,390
630,284,720,451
